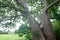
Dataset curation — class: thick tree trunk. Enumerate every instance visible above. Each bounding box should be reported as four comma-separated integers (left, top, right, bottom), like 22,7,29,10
23,8,46,40
26,13,46,40
40,11,56,40
21,5,46,40
40,0,56,40
27,13,45,40
16,0,46,40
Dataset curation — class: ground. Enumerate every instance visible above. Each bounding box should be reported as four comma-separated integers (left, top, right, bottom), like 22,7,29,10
0,34,26,40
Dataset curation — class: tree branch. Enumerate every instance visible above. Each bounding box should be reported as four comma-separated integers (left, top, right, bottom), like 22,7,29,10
0,5,26,13
16,0,25,9
44,0,60,11
50,17,60,19
0,15,22,23
16,0,28,10
0,5,25,22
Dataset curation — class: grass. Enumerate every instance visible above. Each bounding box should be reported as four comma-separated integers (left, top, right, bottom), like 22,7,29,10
0,34,27,40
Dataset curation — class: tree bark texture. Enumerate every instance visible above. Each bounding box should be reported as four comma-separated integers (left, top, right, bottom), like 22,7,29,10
16,0,46,40
40,11,56,40
40,0,59,40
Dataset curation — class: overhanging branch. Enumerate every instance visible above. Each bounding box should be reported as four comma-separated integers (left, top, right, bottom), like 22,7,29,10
45,0,60,11
0,15,22,23
16,0,28,10
16,0,29,13
0,5,25,22
0,5,26,13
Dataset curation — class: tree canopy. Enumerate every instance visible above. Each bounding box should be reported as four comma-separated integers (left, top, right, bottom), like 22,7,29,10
0,0,60,40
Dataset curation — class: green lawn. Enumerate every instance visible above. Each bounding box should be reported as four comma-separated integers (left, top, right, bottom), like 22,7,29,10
0,34,27,40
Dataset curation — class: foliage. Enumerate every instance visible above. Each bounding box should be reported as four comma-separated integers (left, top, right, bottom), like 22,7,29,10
15,23,32,40
47,0,60,20
0,30,8,34
52,20,60,40
33,31,41,38
0,0,24,28
55,28,60,40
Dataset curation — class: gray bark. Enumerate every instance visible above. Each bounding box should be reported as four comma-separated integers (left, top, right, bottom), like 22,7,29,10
16,0,46,40
40,0,59,40
40,11,56,40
